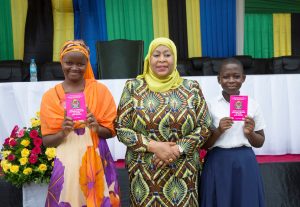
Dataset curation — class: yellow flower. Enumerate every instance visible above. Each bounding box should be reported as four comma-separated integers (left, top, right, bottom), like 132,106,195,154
1,150,11,158
35,111,40,118
21,139,30,147
10,165,19,173
31,119,40,128
19,157,28,165
45,148,56,160
23,167,33,175
38,164,47,172
1,160,11,173
21,148,30,157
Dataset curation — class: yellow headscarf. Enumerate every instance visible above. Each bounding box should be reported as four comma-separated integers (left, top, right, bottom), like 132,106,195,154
137,37,183,92
60,40,95,79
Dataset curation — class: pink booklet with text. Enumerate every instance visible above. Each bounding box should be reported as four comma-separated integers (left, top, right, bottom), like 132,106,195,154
230,95,248,121
65,92,87,121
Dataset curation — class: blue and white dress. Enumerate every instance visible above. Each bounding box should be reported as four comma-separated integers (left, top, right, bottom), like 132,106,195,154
200,94,266,207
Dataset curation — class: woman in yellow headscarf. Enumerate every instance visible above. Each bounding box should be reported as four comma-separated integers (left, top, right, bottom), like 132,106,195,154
116,37,212,206
40,40,120,207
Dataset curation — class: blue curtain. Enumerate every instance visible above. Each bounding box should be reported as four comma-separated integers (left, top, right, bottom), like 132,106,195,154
73,0,108,77
200,0,236,57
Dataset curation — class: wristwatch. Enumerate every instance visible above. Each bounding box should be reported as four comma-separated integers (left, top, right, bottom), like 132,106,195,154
177,145,184,155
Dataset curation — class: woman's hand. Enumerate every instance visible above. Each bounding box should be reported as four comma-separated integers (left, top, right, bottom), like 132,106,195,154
243,116,255,135
152,145,181,168
148,141,181,168
86,108,113,138
86,111,99,132
61,116,74,137
218,117,233,133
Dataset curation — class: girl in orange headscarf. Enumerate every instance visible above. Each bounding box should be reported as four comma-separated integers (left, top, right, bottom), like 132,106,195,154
40,40,120,207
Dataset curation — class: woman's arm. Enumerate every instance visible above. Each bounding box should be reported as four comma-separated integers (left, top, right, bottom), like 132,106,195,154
43,116,74,147
86,111,112,139
176,81,212,155
115,80,152,152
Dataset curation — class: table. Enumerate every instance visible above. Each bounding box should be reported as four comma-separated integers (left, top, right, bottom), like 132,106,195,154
1,74,300,160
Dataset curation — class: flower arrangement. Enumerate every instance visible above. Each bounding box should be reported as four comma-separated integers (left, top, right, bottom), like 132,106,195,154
0,112,56,187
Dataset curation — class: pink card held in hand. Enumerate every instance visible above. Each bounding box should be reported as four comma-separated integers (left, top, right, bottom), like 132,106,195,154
65,92,87,121
230,95,248,121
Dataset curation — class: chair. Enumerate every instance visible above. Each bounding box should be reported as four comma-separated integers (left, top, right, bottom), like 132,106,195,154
177,59,193,76
40,62,64,81
188,57,211,76
233,55,270,74
270,56,300,74
202,58,225,75
96,39,144,79
0,60,24,82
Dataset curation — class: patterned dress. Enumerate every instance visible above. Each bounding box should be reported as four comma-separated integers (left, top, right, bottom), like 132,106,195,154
116,78,211,207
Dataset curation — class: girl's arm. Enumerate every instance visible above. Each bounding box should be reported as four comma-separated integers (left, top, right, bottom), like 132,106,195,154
244,116,265,148
203,117,233,149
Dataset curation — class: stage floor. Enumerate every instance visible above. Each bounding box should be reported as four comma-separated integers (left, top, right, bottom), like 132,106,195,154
1,160,300,207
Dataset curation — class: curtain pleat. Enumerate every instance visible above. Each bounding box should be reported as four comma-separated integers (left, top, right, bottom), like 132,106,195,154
167,0,188,60
152,0,169,38
73,0,108,77
246,0,300,13
236,0,244,55
52,0,74,61
244,14,273,58
273,13,291,57
11,0,28,60
23,0,53,64
200,0,236,57
186,0,201,58
291,13,300,56
105,0,153,57
0,0,14,60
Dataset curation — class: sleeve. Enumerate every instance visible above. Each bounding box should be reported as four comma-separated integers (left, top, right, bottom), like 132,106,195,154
253,101,266,131
40,89,64,136
96,84,117,136
115,80,151,152
176,81,212,155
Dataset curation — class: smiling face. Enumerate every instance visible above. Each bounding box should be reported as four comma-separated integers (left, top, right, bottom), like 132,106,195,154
61,51,87,82
149,45,175,78
218,63,246,96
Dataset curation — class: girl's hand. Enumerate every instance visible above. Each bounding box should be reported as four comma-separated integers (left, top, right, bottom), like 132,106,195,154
218,117,233,133
243,116,255,135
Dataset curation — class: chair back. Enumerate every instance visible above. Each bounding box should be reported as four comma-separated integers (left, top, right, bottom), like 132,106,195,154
271,56,300,74
96,39,144,79
40,62,64,81
0,60,24,82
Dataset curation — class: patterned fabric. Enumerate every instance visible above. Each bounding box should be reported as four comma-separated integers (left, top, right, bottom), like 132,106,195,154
116,78,211,207
41,80,120,207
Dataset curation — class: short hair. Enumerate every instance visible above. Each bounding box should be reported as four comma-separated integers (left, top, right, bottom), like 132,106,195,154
218,58,244,75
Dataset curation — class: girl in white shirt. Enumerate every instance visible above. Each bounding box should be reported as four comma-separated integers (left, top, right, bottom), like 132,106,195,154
200,58,265,207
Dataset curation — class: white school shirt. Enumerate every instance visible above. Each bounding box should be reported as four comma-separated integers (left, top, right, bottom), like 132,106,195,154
208,94,266,148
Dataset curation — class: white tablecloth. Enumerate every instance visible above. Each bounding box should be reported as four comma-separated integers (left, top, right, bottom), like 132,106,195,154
1,75,300,159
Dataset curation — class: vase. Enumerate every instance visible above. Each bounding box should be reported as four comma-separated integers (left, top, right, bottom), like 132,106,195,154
22,182,48,207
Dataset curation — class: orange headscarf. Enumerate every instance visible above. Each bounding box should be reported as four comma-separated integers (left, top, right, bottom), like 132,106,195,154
60,40,95,79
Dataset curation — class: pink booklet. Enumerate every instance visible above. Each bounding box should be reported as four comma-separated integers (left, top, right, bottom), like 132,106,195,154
65,92,87,121
230,95,248,121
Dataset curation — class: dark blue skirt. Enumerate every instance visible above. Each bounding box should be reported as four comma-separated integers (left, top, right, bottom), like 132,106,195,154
200,147,265,207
